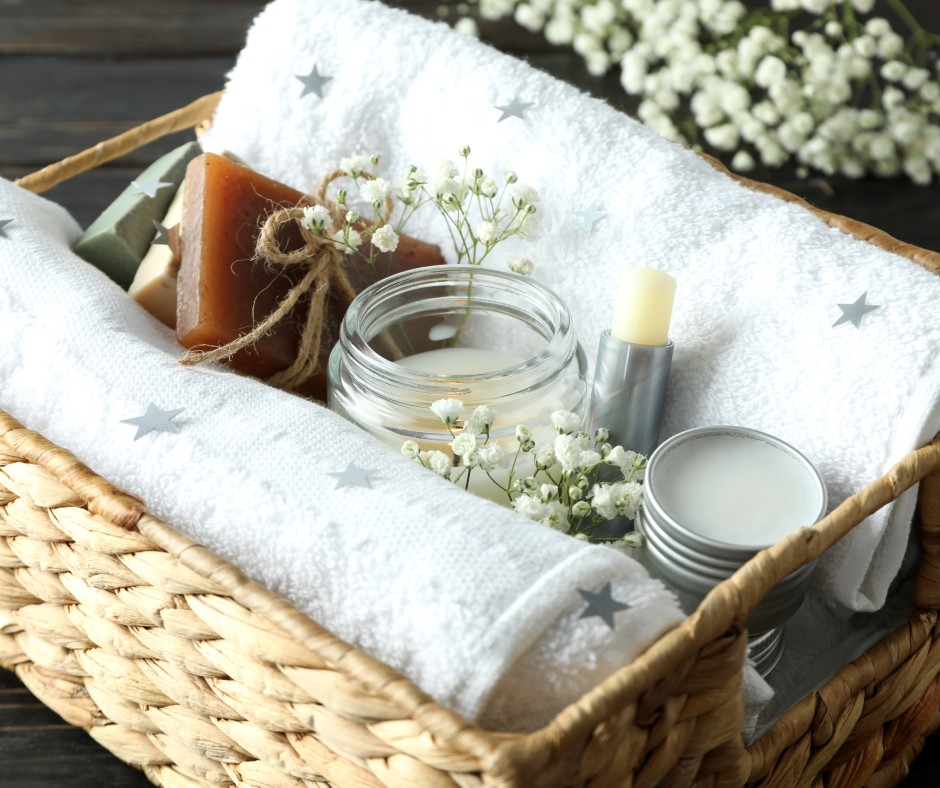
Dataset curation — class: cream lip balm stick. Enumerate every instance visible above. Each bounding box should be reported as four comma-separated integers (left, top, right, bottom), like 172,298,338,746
587,267,676,459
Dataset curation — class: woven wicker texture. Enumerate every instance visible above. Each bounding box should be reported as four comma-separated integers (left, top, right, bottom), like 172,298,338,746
4,93,940,787
1,413,938,787
0,410,755,787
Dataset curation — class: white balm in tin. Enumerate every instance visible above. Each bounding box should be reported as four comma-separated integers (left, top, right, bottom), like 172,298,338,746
653,433,825,547
637,426,827,676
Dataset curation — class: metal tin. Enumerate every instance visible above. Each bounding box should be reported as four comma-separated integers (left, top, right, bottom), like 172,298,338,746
637,425,827,676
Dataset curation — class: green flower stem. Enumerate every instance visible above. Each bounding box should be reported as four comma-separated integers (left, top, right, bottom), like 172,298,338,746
484,471,514,503
885,0,928,38
840,0,861,38
426,189,466,263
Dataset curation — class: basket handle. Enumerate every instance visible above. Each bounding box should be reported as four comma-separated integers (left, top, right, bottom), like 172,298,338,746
14,91,223,195
691,437,940,635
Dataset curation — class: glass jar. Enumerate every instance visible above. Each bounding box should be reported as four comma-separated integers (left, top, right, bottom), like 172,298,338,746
327,266,588,502
636,426,827,676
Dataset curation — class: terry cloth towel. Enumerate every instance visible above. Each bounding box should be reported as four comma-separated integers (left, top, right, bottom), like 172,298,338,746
201,0,940,614
0,177,688,733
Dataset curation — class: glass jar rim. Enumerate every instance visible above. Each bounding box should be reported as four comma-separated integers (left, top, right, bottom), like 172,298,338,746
337,265,578,399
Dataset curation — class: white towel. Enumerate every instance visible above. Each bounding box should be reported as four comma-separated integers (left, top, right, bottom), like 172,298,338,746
0,177,687,732
201,0,940,614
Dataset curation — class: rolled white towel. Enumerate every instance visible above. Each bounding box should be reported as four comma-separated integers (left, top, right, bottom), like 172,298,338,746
0,177,688,731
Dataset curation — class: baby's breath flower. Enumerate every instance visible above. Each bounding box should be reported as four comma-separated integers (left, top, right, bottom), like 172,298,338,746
331,228,363,254
555,433,589,473
301,204,331,233
622,531,646,548
478,443,507,471
578,450,602,470
604,446,627,468
359,178,390,204
475,220,500,245
590,485,617,520
451,432,478,457
455,17,479,36
571,500,592,518
371,224,399,253
509,182,540,209
479,179,498,198
535,445,557,470
540,501,570,530
513,493,547,520
755,55,786,89
430,175,461,200
591,481,643,520
434,159,459,178
407,401,645,541
802,0,831,15
517,207,537,236
339,154,370,177
551,410,581,434
507,257,535,275
431,398,464,426
539,483,559,502
456,0,939,183
465,405,497,434
427,450,452,478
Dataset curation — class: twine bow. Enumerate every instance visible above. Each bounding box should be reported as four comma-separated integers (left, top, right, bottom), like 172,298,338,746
179,170,394,391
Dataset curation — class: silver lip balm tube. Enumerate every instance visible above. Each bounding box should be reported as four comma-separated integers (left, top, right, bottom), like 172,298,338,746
586,329,674,464
585,330,673,538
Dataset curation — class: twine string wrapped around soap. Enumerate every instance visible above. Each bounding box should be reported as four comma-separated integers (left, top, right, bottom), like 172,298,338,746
178,169,394,391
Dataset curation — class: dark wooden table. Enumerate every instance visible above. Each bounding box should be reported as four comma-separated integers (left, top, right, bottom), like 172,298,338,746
1,1,938,785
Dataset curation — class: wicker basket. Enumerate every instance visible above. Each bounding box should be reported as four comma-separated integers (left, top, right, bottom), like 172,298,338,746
3,94,940,787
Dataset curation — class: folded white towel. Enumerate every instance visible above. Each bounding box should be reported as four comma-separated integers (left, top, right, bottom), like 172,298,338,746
201,0,940,614
0,176,687,732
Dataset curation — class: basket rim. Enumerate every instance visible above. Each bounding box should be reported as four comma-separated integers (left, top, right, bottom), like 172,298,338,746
2,408,939,776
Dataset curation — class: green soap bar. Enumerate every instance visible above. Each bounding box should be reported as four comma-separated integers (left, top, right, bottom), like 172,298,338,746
73,141,201,289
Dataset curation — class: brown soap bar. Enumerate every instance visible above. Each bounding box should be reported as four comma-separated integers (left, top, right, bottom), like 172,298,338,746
177,153,444,397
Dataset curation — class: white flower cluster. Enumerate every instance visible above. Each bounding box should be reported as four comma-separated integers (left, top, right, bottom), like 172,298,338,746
298,152,403,275
404,400,506,480
299,147,540,281
404,398,647,542
456,0,940,183
401,146,540,268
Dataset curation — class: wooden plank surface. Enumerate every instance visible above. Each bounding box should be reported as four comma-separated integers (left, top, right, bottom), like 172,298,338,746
1,1,939,786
